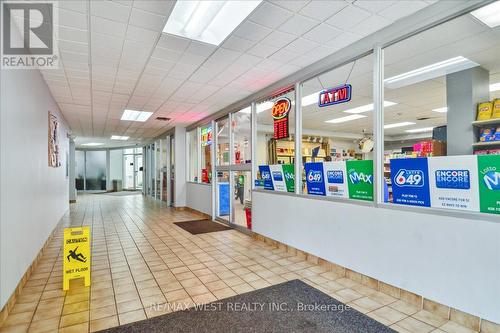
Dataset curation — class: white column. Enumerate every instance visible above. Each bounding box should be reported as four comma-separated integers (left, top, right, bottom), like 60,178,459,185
373,45,384,205
174,126,187,207
106,149,111,191
68,139,76,202
294,82,302,194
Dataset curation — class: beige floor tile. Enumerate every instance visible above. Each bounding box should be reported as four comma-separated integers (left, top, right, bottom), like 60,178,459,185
212,287,237,300
396,317,435,333
59,310,89,328
372,306,408,325
89,315,119,332
116,299,143,314
390,300,422,316
1,312,33,327
185,285,210,297
439,321,478,333
58,322,89,333
413,310,448,328
118,309,146,325
27,316,60,333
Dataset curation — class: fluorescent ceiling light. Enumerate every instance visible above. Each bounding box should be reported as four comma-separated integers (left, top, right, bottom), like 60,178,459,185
471,1,500,28
111,135,129,140
302,92,319,107
163,1,262,46
384,56,479,89
384,122,416,129
432,107,448,113
81,142,103,146
405,127,434,133
240,101,275,114
121,109,153,122
343,101,397,114
325,114,367,124
491,82,500,92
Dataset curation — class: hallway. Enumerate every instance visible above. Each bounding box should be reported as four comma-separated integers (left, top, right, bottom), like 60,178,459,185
0,194,478,333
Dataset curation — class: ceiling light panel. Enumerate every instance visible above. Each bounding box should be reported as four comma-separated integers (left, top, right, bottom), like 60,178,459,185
384,122,416,129
163,1,262,46
111,135,130,140
491,82,500,92
325,114,367,124
81,142,104,146
343,101,397,114
406,127,434,133
432,107,448,113
121,109,153,122
471,1,500,28
385,56,479,89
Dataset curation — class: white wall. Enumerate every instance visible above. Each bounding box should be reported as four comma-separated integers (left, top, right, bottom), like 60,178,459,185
186,183,212,216
174,127,187,207
0,68,70,308
253,191,500,323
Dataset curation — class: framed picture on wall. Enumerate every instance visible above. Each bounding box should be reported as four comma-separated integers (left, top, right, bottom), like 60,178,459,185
48,111,61,167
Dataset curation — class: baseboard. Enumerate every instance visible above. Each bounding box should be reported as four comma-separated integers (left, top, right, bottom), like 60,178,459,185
0,219,63,326
251,233,499,332
182,206,211,219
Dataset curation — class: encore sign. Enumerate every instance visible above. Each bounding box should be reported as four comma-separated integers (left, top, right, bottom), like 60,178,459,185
318,84,352,107
272,97,291,140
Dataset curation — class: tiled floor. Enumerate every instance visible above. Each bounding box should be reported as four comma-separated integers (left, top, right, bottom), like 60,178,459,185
0,194,479,333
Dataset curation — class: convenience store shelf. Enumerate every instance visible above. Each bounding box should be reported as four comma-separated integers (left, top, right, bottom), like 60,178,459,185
472,118,500,127
472,141,500,147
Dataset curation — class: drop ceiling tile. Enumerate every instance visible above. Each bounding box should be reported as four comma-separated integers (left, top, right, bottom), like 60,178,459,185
221,35,256,52
247,42,280,58
278,14,319,37
185,41,217,57
59,8,88,30
59,40,88,55
268,48,300,63
151,46,183,62
261,30,297,49
270,0,309,12
284,38,319,55
233,20,272,42
326,5,372,30
132,0,174,15
354,1,397,13
91,16,127,38
58,26,88,44
57,1,87,14
126,25,160,44
249,2,294,29
378,0,428,21
303,23,341,43
129,8,166,31
91,32,124,51
348,14,392,37
299,0,348,21
158,34,191,52
90,0,131,23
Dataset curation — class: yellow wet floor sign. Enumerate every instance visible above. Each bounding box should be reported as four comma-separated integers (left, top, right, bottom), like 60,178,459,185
63,227,90,290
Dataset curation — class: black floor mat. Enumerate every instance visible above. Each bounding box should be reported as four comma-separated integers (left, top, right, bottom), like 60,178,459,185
173,219,232,234
98,279,395,333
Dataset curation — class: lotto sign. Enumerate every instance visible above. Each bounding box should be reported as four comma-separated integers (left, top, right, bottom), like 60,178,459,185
63,227,91,290
304,162,326,195
281,164,295,192
477,154,500,214
269,164,288,192
346,160,373,201
258,165,274,190
390,158,431,207
272,97,291,140
428,156,479,211
318,84,352,107
324,161,348,198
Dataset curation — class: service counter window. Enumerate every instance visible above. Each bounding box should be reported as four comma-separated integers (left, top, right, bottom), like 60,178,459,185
200,124,212,183
383,5,500,215
300,55,374,201
256,89,296,193
187,129,198,182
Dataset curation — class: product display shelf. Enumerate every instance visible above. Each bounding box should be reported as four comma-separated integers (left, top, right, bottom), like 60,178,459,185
472,118,500,127
472,141,500,147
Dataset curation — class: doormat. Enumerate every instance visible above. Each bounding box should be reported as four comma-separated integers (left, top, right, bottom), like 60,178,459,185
173,219,232,234
97,279,395,333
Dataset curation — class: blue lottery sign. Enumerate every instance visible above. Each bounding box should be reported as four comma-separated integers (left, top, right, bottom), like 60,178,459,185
304,162,326,196
327,170,344,184
435,170,470,189
390,158,431,207
258,165,274,190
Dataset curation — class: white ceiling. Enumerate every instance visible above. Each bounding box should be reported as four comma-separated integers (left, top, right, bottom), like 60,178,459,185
37,0,436,147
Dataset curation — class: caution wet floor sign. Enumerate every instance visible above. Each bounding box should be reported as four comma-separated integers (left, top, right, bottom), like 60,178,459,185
63,227,90,290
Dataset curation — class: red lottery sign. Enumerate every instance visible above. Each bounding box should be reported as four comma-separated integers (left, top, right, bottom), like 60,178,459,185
272,97,291,140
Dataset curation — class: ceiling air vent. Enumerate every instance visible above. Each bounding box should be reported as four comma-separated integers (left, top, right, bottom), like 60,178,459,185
156,117,171,121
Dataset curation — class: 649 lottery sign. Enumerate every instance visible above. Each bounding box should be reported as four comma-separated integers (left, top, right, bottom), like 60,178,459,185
63,227,91,290
272,97,291,140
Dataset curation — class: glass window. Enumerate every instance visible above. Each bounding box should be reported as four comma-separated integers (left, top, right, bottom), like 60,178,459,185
110,149,123,185
301,55,374,201
200,125,212,183
85,150,106,191
232,108,251,164
187,129,199,182
216,117,230,166
256,90,296,193
75,150,85,190
383,7,500,215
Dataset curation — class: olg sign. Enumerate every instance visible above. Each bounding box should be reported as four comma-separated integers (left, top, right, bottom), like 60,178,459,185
346,160,373,201
478,155,500,214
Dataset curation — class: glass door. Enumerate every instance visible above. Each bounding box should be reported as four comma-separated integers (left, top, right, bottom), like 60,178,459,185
169,136,175,206
214,110,252,229
134,154,143,190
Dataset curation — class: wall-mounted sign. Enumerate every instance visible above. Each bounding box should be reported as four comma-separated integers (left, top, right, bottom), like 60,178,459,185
272,97,291,140
346,160,374,201
478,154,500,214
318,84,352,107
390,157,431,207
201,126,212,146
259,164,294,192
